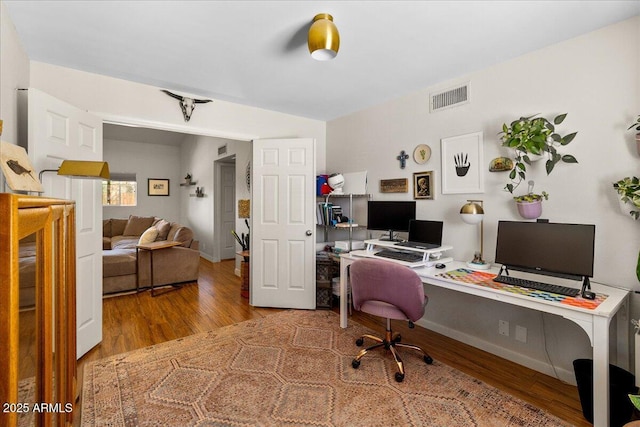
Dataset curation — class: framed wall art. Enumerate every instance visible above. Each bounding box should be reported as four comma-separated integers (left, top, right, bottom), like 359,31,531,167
380,178,408,193
0,141,43,193
413,171,434,200
148,178,170,196
441,131,484,194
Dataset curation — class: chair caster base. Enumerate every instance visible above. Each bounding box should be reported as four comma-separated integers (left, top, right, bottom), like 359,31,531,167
355,338,364,346
352,359,360,369
395,372,404,382
424,355,433,364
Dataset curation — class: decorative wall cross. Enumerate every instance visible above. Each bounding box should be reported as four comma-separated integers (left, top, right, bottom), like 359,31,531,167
397,150,409,169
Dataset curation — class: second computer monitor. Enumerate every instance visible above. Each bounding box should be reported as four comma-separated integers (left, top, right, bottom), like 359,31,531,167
367,200,416,241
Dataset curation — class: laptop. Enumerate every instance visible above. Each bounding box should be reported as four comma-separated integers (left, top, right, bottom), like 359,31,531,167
394,219,443,250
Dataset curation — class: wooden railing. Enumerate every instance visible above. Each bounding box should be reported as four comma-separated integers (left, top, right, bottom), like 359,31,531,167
0,194,77,427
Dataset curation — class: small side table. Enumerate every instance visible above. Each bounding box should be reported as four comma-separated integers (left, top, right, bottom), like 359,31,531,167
137,240,182,296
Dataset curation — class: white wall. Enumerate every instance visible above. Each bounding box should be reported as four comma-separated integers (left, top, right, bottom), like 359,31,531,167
103,139,182,222
327,17,640,383
0,0,29,190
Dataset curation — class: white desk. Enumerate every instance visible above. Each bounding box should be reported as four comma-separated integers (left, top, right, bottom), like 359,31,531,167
339,254,630,427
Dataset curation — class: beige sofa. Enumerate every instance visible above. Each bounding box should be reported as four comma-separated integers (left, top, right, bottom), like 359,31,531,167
102,216,200,295
18,215,200,307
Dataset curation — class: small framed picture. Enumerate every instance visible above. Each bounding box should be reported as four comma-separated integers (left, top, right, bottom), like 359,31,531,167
148,178,170,196
413,171,434,200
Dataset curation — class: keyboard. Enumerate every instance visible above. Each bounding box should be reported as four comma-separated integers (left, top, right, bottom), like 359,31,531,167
374,249,424,263
493,275,580,297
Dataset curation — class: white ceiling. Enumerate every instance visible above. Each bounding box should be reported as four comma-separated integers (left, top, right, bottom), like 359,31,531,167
4,1,640,122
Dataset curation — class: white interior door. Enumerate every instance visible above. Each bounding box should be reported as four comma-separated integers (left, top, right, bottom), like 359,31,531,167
251,138,316,309
27,88,103,358
220,162,236,260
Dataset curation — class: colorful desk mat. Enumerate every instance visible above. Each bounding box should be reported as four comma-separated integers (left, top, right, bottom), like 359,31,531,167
436,268,607,310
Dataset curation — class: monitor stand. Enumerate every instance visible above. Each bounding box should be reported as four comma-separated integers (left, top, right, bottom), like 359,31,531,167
581,276,595,300
378,230,402,242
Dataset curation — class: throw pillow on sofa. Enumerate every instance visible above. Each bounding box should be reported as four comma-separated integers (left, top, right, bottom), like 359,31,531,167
153,219,171,241
110,218,128,236
168,225,194,247
138,227,159,245
123,215,155,236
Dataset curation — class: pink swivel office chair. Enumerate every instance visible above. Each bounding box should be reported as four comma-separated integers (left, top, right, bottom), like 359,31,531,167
350,258,433,382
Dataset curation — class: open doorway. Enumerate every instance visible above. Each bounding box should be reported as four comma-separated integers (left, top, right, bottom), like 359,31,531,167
103,121,251,272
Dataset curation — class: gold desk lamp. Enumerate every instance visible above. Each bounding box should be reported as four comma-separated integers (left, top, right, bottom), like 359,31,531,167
459,199,490,270
39,160,110,183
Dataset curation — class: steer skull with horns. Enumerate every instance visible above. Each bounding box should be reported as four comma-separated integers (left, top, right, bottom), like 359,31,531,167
161,89,212,122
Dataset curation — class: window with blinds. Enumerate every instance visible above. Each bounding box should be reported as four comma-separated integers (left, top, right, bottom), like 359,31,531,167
102,172,137,206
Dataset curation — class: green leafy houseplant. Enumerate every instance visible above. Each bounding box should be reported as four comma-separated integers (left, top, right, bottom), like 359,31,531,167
513,191,548,203
232,219,250,252
613,177,640,284
500,113,578,193
613,176,640,220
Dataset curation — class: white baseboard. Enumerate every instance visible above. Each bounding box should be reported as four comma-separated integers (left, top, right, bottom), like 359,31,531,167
200,253,214,263
415,318,576,385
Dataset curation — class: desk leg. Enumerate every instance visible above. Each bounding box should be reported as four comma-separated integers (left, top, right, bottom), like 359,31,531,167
339,258,351,328
593,316,610,427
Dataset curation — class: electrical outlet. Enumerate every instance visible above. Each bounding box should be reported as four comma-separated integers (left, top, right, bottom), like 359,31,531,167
515,325,527,343
499,320,509,337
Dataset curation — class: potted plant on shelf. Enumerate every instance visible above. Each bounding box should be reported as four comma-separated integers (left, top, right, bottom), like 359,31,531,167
613,176,640,220
513,184,548,219
499,113,578,193
628,115,640,155
184,173,192,185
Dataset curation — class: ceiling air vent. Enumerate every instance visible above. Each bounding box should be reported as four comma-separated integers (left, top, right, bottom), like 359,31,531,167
429,83,469,112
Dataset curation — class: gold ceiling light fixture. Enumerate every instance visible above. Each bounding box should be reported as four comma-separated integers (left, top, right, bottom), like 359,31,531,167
308,13,340,61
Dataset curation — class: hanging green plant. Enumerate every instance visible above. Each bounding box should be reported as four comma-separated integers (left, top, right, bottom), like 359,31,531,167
613,176,640,220
499,113,578,193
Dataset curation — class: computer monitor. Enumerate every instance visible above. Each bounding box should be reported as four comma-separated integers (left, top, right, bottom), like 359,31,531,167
367,200,416,241
495,221,595,280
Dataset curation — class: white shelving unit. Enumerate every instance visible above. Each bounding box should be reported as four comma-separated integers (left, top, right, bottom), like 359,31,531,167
317,193,370,251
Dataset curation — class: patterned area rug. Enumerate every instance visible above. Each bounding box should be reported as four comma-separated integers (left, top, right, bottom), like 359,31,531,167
81,310,569,426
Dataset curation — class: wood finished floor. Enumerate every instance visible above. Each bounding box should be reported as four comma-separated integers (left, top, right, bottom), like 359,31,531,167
72,258,590,426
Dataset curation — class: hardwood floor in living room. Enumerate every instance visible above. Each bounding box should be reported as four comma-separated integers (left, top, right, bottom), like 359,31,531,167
73,258,591,426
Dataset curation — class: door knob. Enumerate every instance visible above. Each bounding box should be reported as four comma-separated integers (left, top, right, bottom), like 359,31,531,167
305,230,312,236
